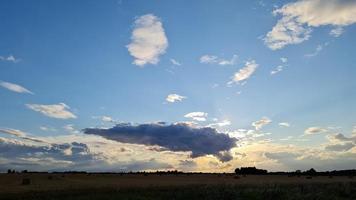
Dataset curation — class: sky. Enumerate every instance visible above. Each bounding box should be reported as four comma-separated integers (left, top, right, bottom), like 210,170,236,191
0,0,356,172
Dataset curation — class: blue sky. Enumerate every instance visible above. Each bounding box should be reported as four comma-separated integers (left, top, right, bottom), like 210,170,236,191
0,0,355,172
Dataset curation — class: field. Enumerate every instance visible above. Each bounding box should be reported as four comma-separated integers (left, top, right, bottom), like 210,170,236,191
0,173,355,200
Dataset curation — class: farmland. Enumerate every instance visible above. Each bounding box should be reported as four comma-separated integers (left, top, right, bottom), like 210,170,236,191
0,173,355,200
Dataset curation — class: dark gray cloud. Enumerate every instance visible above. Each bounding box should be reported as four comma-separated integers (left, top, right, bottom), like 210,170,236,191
0,138,95,171
0,138,173,172
84,123,237,162
325,142,354,152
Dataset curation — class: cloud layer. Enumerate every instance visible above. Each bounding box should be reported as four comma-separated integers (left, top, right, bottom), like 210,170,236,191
84,122,237,161
127,14,168,66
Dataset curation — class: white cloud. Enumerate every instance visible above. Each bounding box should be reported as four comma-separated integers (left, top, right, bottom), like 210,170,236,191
92,116,116,123
26,103,77,119
200,54,238,66
0,81,33,94
330,26,344,37
229,60,258,84
127,14,168,66
63,124,80,134
264,0,356,50
39,126,57,132
0,128,46,143
166,94,186,103
279,122,290,127
270,65,284,75
208,120,231,128
252,117,272,130
102,116,114,122
305,44,324,57
0,55,20,63
264,16,311,50
280,57,288,63
170,59,181,66
200,55,217,64
0,128,26,137
304,126,327,135
184,112,208,122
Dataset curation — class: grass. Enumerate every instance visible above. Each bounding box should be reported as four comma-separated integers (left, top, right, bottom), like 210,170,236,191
0,174,355,200
1,183,355,200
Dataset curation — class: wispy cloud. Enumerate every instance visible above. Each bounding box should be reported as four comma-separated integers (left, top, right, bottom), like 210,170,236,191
229,60,258,84
0,55,20,63
329,26,344,37
305,43,328,57
270,65,284,75
279,122,290,127
208,120,231,128
0,81,33,94
63,124,80,134
280,57,288,63
252,117,272,130
0,128,45,143
264,0,356,50
166,94,186,103
304,126,328,135
127,14,168,66
200,54,238,66
184,112,208,122
271,57,288,75
0,128,26,137
170,59,181,66
26,103,77,119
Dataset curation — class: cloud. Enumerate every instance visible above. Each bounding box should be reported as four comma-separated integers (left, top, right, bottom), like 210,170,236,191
179,160,197,169
229,60,258,84
0,55,20,63
280,57,288,63
252,117,272,130
63,124,80,134
325,142,354,152
304,44,325,57
304,126,328,135
127,14,168,66
166,94,186,103
330,26,344,37
200,54,238,66
170,59,181,66
0,81,33,94
184,112,208,121
0,128,26,137
92,116,116,123
208,120,231,128
264,0,356,50
0,128,45,143
270,65,284,75
278,122,290,127
83,122,237,162
26,103,77,119
0,138,96,171
39,126,57,132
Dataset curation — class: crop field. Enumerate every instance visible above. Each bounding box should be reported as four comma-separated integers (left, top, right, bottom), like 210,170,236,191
0,173,355,200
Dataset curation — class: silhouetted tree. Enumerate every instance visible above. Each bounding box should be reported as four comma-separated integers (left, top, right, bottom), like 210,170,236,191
235,167,267,175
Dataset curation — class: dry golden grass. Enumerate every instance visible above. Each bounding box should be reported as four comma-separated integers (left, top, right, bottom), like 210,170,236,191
0,173,354,194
